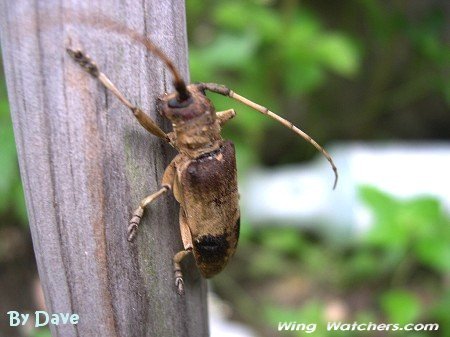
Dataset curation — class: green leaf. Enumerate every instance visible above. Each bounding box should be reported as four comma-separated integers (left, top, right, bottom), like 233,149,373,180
190,32,259,83
213,2,281,41
414,214,450,272
359,186,398,219
213,2,251,31
380,290,421,324
284,63,324,94
316,34,360,76
359,186,404,248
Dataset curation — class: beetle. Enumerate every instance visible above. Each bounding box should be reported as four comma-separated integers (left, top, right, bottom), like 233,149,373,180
66,26,337,295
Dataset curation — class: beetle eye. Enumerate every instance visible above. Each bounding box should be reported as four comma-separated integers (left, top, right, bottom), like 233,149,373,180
168,96,193,108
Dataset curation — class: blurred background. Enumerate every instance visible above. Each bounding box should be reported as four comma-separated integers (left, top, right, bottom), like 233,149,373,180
1,0,449,336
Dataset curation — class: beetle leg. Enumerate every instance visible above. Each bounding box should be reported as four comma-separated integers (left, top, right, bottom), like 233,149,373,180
66,48,170,142
127,158,177,241
173,250,191,295
216,109,236,126
172,208,194,295
198,82,338,189
127,187,168,242
179,208,194,250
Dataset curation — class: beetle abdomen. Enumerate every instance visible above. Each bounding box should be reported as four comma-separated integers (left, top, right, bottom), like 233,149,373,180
180,140,240,278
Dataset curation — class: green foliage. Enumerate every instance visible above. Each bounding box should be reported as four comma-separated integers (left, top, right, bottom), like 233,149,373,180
212,2,360,95
218,187,450,336
257,226,308,258
380,289,421,325
358,0,450,113
360,186,450,273
0,71,27,226
189,0,450,151
187,0,361,169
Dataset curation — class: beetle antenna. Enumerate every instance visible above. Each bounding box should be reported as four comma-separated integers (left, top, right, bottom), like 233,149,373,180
68,14,190,101
198,83,338,189
124,29,190,102
232,92,338,189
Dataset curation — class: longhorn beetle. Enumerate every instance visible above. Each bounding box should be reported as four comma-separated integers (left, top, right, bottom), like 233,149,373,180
66,24,338,295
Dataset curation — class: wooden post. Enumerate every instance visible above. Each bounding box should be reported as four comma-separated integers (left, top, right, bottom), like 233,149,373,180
0,1,208,336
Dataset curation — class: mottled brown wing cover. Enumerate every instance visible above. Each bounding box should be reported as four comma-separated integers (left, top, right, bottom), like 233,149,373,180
179,140,240,278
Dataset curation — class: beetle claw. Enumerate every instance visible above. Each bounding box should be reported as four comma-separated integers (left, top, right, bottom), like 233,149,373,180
127,223,138,242
128,207,144,242
175,277,185,295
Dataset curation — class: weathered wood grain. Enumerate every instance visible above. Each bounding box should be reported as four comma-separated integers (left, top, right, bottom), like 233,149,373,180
0,1,208,336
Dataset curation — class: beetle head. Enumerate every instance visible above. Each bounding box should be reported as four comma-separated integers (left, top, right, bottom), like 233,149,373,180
157,84,215,124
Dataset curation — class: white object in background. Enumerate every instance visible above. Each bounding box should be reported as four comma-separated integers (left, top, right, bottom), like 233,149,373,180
209,292,256,337
242,142,450,235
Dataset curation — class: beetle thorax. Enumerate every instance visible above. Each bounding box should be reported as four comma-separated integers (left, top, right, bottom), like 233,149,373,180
172,113,222,157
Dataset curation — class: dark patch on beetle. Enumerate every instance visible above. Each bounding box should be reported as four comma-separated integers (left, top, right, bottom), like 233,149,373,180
184,141,236,190
194,233,229,264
